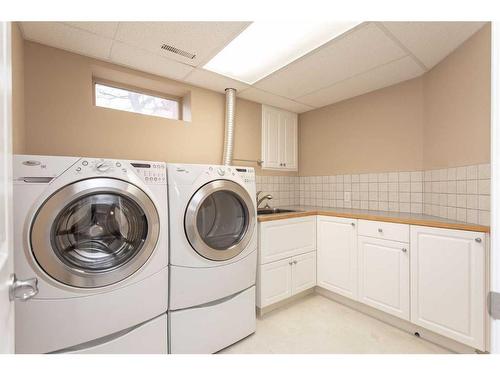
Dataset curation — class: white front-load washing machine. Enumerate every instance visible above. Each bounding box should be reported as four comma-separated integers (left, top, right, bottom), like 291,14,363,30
167,163,257,354
12,155,168,354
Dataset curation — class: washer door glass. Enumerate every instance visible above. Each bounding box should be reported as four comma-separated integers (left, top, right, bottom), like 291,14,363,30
51,193,147,272
31,178,160,288
185,180,256,261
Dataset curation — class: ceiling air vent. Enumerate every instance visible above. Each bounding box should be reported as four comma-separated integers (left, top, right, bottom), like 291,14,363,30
160,44,196,60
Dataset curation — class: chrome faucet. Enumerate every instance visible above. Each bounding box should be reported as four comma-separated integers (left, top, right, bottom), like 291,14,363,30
257,191,273,209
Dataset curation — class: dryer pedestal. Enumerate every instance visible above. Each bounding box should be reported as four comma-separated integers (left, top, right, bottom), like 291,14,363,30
169,286,256,354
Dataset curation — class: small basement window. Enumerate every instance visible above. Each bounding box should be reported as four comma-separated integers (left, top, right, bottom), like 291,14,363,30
94,81,181,120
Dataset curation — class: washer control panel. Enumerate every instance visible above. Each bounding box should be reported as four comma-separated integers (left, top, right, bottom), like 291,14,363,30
131,162,166,185
73,158,166,185
75,158,122,175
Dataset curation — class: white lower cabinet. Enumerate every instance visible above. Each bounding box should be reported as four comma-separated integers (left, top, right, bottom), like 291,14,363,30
259,216,316,264
258,215,487,350
357,236,410,320
291,252,317,295
410,226,486,350
317,216,358,300
257,252,316,308
258,258,292,307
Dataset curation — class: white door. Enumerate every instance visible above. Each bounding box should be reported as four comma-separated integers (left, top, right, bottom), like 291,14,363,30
291,252,316,295
410,226,486,350
280,111,297,170
258,258,292,308
0,21,14,354
357,236,410,320
261,106,280,169
317,216,358,300
490,20,500,354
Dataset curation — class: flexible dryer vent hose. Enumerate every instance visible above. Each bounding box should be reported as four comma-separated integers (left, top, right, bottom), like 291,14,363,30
222,88,237,166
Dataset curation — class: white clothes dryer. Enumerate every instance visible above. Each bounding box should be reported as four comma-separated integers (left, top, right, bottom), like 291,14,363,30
13,155,168,354
167,163,257,354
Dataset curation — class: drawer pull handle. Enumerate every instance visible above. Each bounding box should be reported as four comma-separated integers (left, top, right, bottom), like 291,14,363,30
378,228,383,233
475,238,482,243
401,248,407,253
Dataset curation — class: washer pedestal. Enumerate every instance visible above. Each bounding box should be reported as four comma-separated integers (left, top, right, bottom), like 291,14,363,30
169,286,256,354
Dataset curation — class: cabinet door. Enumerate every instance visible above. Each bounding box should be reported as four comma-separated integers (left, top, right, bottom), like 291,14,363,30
316,216,358,300
261,105,297,171
261,106,281,169
358,236,410,320
258,258,292,308
410,226,485,350
280,111,298,170
291,252,316,295
259,216,316,264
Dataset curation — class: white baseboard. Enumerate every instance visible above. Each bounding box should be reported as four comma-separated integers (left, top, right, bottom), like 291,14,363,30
315,286,483,354
256,288,315,318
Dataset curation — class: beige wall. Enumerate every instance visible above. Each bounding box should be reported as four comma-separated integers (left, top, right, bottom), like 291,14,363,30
299,24,491,176
423,23,491,169
20,41,294,176
11,23,25,154
17,24,491,177
299,77,424,176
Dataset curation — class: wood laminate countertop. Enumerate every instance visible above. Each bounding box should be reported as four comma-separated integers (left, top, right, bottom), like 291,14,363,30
257,206,490,233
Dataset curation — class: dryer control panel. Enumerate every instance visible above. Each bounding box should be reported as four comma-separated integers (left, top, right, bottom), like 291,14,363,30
235,167,255,185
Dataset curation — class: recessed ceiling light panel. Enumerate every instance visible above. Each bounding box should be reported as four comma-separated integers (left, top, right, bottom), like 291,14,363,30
203,21,361,84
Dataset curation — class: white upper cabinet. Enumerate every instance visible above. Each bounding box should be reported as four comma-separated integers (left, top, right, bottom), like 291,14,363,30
410,226,486,351
261,105,298,171
317,216,358,300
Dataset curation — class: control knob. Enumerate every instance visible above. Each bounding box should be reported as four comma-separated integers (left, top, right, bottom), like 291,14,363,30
96,161,111,173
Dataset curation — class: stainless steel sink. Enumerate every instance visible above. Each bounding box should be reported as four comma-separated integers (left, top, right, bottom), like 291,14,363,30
257,208,300,215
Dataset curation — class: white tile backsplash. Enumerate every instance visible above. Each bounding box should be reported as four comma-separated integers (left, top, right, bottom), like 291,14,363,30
256,163,490,226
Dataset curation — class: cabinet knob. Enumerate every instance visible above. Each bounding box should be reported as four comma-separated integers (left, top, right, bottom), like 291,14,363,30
351,222,355,227
289,261,293,265
401,248,407,253
378,228,383,233
475,238,482,243
293,260,298,264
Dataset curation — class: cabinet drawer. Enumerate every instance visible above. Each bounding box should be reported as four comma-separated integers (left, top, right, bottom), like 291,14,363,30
259,216,316,264
358,219,409,243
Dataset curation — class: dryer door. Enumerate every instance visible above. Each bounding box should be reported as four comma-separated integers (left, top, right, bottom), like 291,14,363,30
30,178,160,288
185,180,256,261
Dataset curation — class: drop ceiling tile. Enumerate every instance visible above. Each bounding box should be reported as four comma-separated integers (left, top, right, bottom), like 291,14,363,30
114,22,250,67
110,42,194,81
63,22,119,38
238,88,315,113
254,23,407,99
382,21,486,69
297,56,425,108
183,68,250,93
21,22,113,60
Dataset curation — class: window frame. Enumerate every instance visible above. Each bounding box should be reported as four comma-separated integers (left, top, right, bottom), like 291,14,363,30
92,78,183,120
